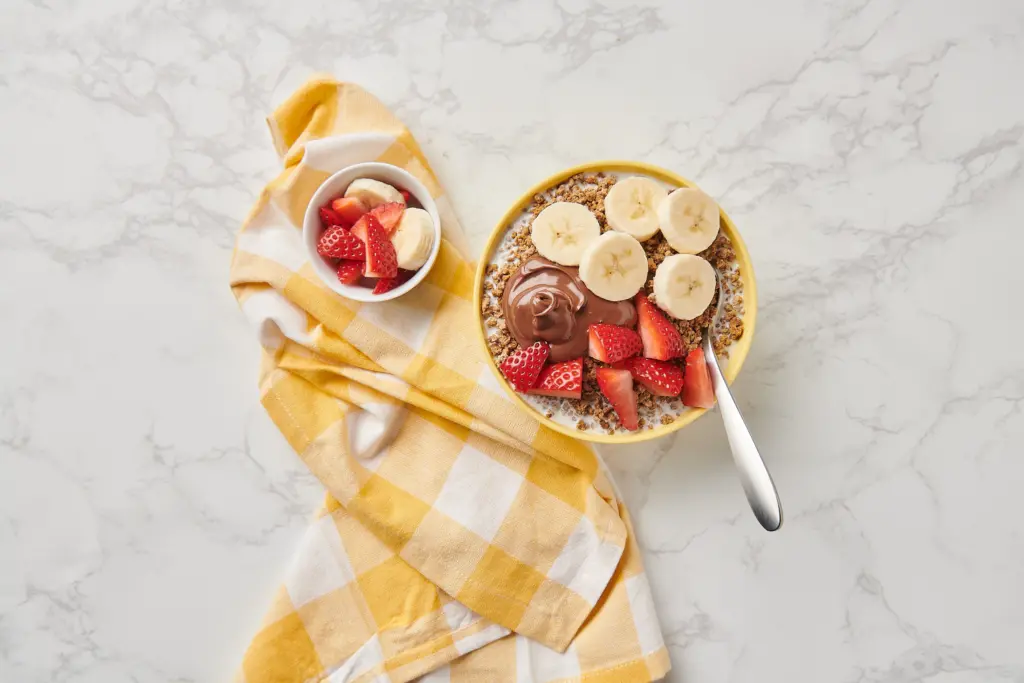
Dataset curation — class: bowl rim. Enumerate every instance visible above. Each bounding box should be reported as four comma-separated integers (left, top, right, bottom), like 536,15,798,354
472,160,759,445
302,162,443,303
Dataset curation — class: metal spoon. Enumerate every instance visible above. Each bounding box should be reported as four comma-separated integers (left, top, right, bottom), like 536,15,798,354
702,271,783,531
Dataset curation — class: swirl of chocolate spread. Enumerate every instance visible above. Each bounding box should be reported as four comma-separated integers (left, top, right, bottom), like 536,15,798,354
501,256,637,362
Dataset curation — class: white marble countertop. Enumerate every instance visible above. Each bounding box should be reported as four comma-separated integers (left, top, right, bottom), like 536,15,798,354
3,0,1024,681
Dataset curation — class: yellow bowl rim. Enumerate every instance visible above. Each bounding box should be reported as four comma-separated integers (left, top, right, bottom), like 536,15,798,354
472,160,758,444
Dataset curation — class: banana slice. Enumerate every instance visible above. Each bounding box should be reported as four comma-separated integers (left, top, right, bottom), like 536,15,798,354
530,202,600,266
653,254,716,320
578,232,648,302
344,178,406,209
604,176,667,241
657,187,720,254
391,208,434,270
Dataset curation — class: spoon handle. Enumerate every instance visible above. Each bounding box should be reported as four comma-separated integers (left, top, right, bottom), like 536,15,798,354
702,337,783,531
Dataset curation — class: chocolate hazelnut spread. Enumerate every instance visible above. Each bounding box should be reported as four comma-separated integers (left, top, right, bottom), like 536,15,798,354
502,256,637,362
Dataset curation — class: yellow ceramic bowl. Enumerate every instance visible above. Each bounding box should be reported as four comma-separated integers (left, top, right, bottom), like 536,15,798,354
473,160,758,444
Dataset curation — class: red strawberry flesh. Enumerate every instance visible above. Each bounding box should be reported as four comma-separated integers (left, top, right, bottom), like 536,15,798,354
623,357,683,397
596,367,639,431
588,324,643,364
500,342,550,393
635,293,684,360
352,215,398,278
331,197,368,226
319,205,346,228
527,357,583,399
372,277,399,295
317,226,366,260
350,214,370,243
369,202,404,235
682,347,715,409
336,260,365,285
371,270,413,295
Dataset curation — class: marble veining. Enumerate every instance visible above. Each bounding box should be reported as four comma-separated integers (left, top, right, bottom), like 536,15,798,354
2,0,1023,681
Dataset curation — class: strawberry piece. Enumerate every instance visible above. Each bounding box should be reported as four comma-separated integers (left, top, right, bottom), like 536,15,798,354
635,293,684,360
317,226,366,260
352,215,398,278
330,197,368,226
350,214,370,242
596,367,639,431
371,270,413,295
588,324,643,364
398,188,411,204
528,357,583,399
336,260,365,285
682,347,715,409
500,342,550,392
369,202,404,235
319,205,346,228
622,357,683,397
372,277,399,295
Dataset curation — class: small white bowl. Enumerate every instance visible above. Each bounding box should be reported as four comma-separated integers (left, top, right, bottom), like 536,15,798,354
302,162,442,302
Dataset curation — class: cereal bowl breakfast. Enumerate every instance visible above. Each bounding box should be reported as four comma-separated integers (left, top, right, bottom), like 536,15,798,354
303,162,441,302
475,161,757,444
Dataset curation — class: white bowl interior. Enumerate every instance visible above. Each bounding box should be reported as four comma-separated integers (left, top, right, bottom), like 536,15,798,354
302,162,442,302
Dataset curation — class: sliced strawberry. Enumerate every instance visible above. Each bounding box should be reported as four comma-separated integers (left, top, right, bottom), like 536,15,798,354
371,270,413,295
682,347,715,409
500,342,550,392
319,205,346,228
635,293,684,360
398,188,411,204
623,357,683,397
317,226,366,260
330,197,368,226
372,277,399,295
589,324,643,364
352,215,398,278
350,214,370,243
528,357,583,399
336,260,365,286
596,367,639,431
369,202,404,235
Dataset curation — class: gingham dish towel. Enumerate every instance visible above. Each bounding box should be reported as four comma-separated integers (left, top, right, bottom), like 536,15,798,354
230,77,670,683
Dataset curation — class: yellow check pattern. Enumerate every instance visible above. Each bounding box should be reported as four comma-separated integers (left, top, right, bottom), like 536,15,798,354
230,77,669,683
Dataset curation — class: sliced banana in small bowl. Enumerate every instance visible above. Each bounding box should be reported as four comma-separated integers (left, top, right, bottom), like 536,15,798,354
344,177,406,208
391,208,435,271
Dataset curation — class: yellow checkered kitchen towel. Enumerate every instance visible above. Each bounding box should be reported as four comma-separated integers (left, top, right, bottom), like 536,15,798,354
230,77,670,683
